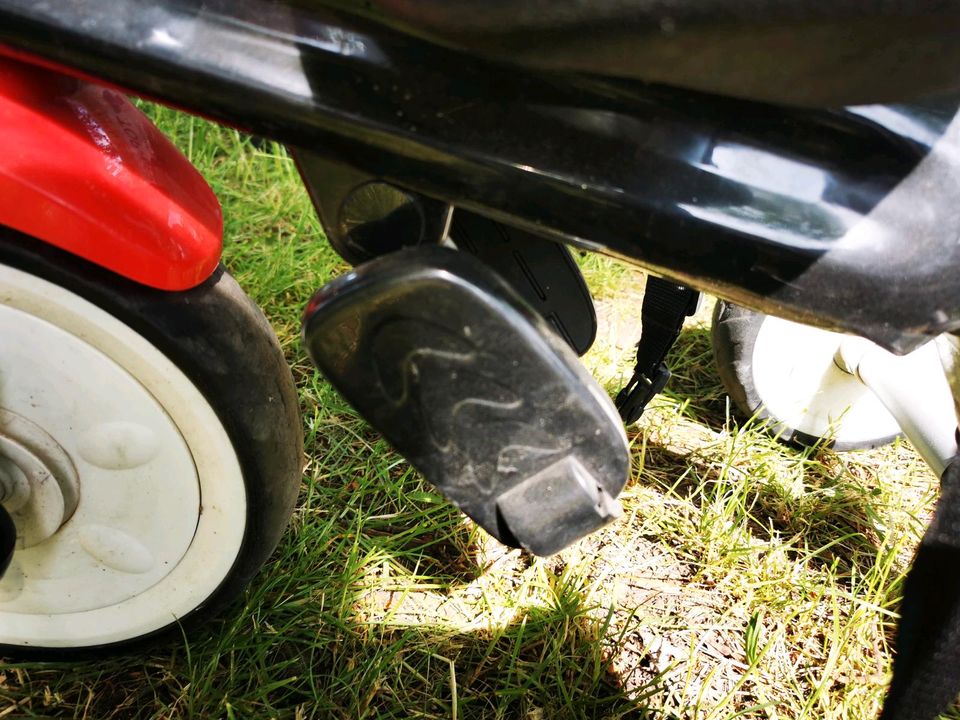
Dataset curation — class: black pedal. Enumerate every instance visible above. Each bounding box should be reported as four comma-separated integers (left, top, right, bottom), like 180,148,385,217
451,211,597,356
302,247,628,556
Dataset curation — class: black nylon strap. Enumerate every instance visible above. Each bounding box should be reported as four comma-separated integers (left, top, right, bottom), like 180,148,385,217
881,457,960,720
615,276,699,424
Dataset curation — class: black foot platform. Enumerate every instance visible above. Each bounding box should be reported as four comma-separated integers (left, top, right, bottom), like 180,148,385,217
302,247,628,555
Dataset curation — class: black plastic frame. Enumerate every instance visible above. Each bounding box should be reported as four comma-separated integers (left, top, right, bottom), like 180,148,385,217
3,0,960,351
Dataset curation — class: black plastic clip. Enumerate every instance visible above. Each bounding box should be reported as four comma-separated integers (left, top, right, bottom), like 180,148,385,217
615,361,671,425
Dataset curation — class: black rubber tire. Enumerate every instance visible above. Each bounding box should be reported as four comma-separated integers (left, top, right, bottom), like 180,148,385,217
710,299,900,451
0,228,303,658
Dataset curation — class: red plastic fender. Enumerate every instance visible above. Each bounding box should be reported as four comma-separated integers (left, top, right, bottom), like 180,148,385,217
0,56,222,290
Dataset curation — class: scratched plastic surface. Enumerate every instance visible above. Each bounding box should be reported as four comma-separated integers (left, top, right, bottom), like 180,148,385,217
303,247,629,553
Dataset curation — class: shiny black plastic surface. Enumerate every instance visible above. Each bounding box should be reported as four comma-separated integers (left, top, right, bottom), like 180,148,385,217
321,0,960,107
3,1,960,351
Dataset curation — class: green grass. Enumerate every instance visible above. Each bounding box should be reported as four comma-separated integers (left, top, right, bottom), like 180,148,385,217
0,107,948,719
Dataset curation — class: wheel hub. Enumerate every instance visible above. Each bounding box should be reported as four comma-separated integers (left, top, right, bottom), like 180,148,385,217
0,409,80,547
750,314,902,446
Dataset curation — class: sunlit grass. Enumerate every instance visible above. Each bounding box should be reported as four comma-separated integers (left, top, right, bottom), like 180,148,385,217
0,107,946,719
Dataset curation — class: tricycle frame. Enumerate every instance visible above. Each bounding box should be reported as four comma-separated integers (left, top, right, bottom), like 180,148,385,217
3,0,960,352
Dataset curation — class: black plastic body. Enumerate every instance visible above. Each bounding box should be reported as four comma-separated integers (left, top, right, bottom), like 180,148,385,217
321,0,960,107
2,1,960,352
302,247,629,555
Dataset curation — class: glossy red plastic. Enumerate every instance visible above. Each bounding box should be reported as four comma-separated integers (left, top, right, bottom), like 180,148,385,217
0,56,222,290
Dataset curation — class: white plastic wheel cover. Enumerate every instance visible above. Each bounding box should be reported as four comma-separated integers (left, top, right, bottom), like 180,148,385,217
751,314,901,444
0,263,246,647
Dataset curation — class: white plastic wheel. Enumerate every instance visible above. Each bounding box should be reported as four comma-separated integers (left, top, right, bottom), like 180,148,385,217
0,234,302,657
0,263,246,647
712,301,902,449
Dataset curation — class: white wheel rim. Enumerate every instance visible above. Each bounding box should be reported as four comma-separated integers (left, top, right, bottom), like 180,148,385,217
0,264,246,648
751,315,901,445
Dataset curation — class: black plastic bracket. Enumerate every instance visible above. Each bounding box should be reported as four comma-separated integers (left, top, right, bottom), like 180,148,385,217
294,149,451,266
295,150,599,358
450,211,597,357
302,246,629,555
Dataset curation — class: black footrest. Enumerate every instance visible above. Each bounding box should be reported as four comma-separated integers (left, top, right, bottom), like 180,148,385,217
302,247,629,555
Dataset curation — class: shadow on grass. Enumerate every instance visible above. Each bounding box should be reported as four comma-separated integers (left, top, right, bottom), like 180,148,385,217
288,405,661,719
0,525,660,720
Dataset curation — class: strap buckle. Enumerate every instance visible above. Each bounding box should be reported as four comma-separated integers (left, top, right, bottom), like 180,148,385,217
615,361,671,425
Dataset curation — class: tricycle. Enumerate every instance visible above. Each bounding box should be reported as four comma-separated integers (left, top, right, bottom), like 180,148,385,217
1,2,960,718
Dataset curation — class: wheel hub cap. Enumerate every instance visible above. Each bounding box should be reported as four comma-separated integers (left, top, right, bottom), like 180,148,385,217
0,410,80,547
